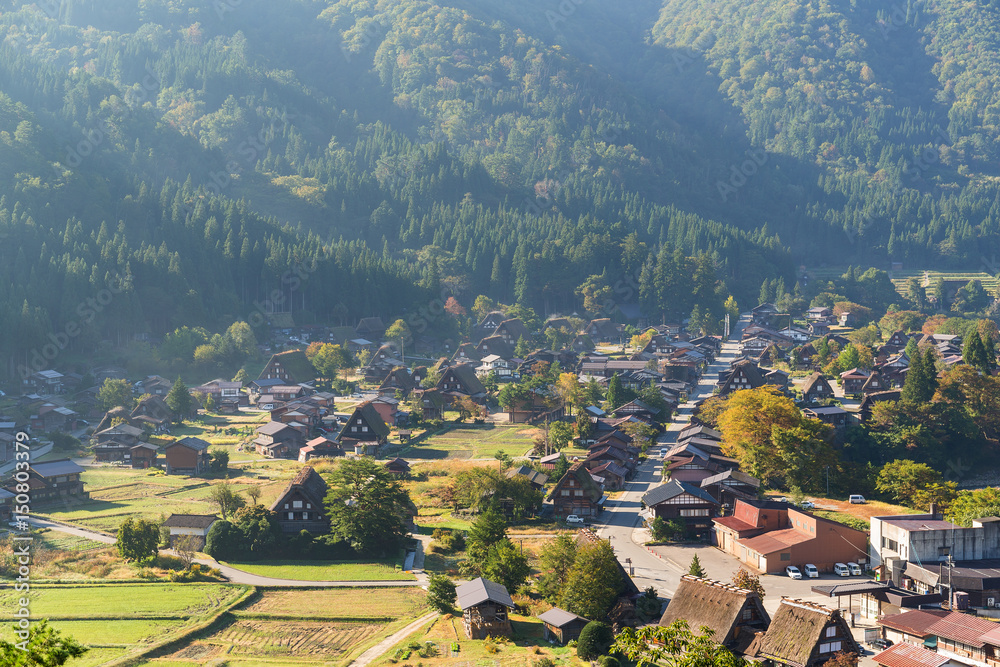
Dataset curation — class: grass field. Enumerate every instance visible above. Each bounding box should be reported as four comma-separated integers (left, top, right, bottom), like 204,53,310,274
152,587,429,666
0,583,249,666
221,560,415,581
400,423,541,459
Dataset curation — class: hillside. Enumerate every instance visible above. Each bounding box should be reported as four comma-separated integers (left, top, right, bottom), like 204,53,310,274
1,0,1000,378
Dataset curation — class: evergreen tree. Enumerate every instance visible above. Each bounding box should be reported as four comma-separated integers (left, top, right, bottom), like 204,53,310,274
514,335,530,357
166,377,193,421
605,374,626,411
687,554,706,577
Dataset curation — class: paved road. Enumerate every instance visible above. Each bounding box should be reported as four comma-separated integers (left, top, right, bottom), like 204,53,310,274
592,315,749,598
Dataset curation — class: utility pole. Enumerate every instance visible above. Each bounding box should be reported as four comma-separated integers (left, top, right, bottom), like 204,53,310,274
825,466,830,497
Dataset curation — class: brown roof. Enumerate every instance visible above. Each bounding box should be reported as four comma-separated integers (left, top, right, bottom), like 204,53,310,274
926,612,996,647
877,609,950,638
802,372,833,396
750,598,857,667
713,516,760,533
739,527,814,555
873,642,949,667
659,576,769,648
269,466,328,511
161,513,218,529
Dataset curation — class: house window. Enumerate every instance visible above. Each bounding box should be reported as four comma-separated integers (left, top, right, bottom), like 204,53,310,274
574,490,583,497
284,503,290,509
352,426,358,432
561,490,569,496
742,608,753,621
826,627,836,638
780,553,791,561
287,512,294,520
302,512,309,520
293,500,303,509
820,642,842,654
306,503,311,509
679,509,710,517
362,426,368,432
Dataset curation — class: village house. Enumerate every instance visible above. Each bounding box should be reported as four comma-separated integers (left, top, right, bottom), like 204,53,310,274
30,403,78,433
92,422,146,463
336,402,390,456
747,598,860,667
378,367,418,397
476,354,516,379
385,457,411,477
161,514,217,550
699,470,761,508
129,442,158,469
806,306,833,322
473,311,507,339
354,317,385,339
547,463,604,518
872,642,952,667
270,466,330,534
298,436,344,462
254,421,307,458
457,577,515,639
130,395,174,433
839,368,870,395
802,406,850,430
494,318,532,347
437,364,487,403
752,303,779,324
474,336,515,362
21,459,88,503
164,436,211,476
135,375,173,397
878,609,996,667
538,608,589,645
718,360,767,396
641,480,720,538
23,369,65,394
583,318,623,343
257,349,318,386
506,465,548,490
801,372,835,403
659,576,770,656
412,388,445,421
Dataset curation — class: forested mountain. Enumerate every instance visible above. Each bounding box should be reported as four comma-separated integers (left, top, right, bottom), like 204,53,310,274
2,0,1000,377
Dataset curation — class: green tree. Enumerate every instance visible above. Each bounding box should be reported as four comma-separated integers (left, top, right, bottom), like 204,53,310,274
949,487,1000,526
116,517,160,565
901,348,938,403
876,460,957,510
548,421,574,450
204,519,242,560
605,374,627,411
635,587,663,622
427,574,457,612
385,318,412,349
231,504,282,556
324,458,412,555
575,412,595,442
613,621,749,667
0,620,87,666
577,621,614,660
204,393,217,413
688,554,706,577
480,538,531,591
537,534,578,602
560,540,622,619
514,335,531,357
208,449,229,474
208,481,245,519
98,378,134,412
232,368,249,385
466,509,508,562
165,377,193,421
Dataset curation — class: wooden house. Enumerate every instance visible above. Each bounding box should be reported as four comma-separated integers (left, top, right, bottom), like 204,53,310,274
641,480,720,538
254,421,306,459
587,461,628,490
747,598,859,667
456,578,515,639
583,318,622,343
129,442,158,469
337,402,390,456
506,465,548,490
699,470,761,507
718,360,766,396
385,457,411,476
412,388,445,420
839,368,869,395
161,514,217,550
538,608,589,644
135,375,173,397
494,318,532,347
257,349,318,385
269,466,329,534
859,390,901,422
379,367,417,398
801,372,834,403
164,437,211,476
130,395,174,433
861,369,888,395
355,317,385,339
23,459,88,503
298,436,344,462
659,576,770,655
437,364,487,402
547,463,604,518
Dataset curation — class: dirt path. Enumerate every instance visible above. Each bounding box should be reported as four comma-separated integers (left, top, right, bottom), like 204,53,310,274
349,612,438,667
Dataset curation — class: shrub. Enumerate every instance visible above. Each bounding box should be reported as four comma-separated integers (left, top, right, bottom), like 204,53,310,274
427,574,457,612
577,621,613,660
598,656,620,667
534,659,556,667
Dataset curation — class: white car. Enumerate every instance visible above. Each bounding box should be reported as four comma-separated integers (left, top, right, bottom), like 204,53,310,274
848,562,862,576
834,563,851,576
849,494,866,504
804,564,819,578
799,500,815,509
785,566,803,579
565,515,585,525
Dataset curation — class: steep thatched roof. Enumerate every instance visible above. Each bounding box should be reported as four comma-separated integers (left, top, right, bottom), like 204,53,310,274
802,372,833,397
659,576,770,650
748,598,857,667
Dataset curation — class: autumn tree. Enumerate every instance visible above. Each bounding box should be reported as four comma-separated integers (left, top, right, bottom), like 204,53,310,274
732,568,766,598
537,534,578,602
98,378,134,412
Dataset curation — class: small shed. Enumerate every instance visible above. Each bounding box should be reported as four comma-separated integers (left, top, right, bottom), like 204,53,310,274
456,577,515,639
129,442,158,469
538,607,589,644
161,513,218,550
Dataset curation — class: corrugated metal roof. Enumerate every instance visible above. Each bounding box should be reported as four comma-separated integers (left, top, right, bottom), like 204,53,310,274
873,641,949,667
32,459,85,477
456,578,514,610
537,607,587,627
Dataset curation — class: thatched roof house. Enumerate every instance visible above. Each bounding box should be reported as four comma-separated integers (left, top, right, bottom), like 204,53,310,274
747,598,859,667
659,576,769,654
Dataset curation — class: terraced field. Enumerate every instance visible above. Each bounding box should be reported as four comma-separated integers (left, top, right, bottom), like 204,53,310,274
400,423,540,459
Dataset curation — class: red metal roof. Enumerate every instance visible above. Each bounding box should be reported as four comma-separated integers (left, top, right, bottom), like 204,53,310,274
877,609,950,638
873,642,949,667
927,612,997,647
712,516,758,533
739,527,813,555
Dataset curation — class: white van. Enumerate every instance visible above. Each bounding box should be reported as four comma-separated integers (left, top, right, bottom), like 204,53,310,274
804,564,819,578
833,563,851,577
848,562,862,576
849,495,866,504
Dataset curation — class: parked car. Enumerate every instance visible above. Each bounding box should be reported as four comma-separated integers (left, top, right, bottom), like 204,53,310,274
804,564,819,578
833,563,851,576
849,494,866,504
565,515,585,525
785,566,803,579
868,638,893,650
848,562,862,576
799,500,815,509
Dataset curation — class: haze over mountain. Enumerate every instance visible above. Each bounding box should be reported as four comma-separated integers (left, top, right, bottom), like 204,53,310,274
1,0,998,376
